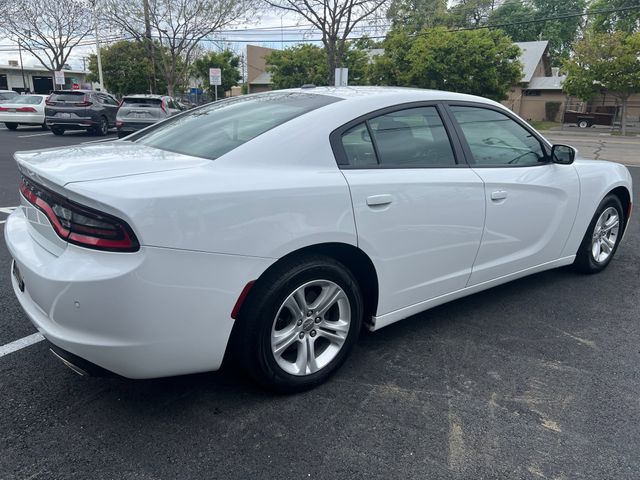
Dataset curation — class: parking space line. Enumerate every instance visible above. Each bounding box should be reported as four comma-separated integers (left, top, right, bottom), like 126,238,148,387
0,333,44,358
18,132,53,138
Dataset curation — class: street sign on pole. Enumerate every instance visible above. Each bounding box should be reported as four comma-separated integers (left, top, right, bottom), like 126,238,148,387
209,68,221,86
335,68,348,87
54,70,65,85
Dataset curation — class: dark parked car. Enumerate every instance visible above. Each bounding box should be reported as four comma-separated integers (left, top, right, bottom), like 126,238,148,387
45,90,119,136
116,95,183,138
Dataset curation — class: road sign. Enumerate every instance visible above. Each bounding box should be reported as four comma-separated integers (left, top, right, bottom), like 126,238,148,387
72,83,80,90
54,70,65,85
335,68,348,87
209,68,221,86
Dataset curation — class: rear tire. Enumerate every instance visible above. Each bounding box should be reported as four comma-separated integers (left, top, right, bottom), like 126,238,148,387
51,127,65,136
578,120,591,129
41,123,48,130
95,116,109,136
574,194,624,274
5,122,18,130
233,255,363,392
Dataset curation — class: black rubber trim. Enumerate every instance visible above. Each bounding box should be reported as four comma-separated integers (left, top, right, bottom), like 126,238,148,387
47,341,121,378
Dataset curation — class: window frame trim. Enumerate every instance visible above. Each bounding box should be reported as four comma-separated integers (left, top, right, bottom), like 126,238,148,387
329,101,468,170
442,101,553,169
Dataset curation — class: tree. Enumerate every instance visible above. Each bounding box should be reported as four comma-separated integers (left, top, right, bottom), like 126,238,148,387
86,40,168,96
371,27,522,101
101,0,250,96
265,0,389,85
0,0,92,73
386,0,448,33
447,0,496,28
192,50,242,96
488,0,542,41
266,43,371,89
588,0,640,34
563,31,640,135
532,0,586,64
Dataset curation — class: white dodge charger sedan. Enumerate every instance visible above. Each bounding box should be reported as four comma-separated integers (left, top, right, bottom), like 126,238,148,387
5,87,632,391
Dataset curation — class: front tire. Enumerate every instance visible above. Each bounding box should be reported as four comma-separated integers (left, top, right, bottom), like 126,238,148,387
574,194,624,273
234,255,363,392
5,122,18,130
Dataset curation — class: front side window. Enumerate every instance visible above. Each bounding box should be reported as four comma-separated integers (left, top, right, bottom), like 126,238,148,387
450,106,547,166
133,92,341,160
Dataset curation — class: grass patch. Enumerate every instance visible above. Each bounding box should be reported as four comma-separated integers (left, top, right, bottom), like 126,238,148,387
528,120,561,131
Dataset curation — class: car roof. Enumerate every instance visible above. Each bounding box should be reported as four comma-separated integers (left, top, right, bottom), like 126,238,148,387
277,86,501,107
123,94,165,99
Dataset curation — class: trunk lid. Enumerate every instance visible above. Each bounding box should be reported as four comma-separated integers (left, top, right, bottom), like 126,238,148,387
15,142,211,187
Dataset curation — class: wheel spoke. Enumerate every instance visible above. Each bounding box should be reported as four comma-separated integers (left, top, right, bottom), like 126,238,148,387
320,319,350,334
601,237,613,252
604,218,619,232
313,284,343,316
294,337,308,374
592,240,601,260
317,326,347,346
272,327,299,356
306,337,319,374
283,294,305,321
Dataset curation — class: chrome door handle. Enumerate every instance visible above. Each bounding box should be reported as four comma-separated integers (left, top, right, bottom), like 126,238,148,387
366,194,393,207
491,190,508,201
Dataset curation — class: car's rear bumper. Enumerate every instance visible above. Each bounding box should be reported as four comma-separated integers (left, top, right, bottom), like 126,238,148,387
5,207,274,379
46,117,96,129
117,120,157,133
1,113,44,124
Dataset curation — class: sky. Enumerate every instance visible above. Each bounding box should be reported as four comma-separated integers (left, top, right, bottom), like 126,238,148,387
0,10,387,72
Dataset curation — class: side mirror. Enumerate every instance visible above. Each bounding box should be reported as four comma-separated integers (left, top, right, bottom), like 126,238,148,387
551,144,575,165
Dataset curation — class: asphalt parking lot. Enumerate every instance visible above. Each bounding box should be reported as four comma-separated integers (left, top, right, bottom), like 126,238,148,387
1,126,640,479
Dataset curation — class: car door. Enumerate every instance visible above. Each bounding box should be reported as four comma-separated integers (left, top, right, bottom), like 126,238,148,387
98,93,119,125
334,104,486,316
445,103,580,286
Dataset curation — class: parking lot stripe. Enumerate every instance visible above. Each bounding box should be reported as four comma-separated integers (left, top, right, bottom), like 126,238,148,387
18,132,53,138
0,333,44,358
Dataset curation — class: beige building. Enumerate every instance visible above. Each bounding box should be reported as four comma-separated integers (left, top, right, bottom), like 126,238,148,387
503,41,567,122
246,45,275,94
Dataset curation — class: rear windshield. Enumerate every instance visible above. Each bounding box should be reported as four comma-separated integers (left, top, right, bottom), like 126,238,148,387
0,92,18,101
12,95,44,105
50,92,87,102
131,92,341,160
123,98,162,107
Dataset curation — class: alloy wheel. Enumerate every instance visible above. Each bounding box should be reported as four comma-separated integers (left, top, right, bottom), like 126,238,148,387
591,206,620,263
270,279,351,376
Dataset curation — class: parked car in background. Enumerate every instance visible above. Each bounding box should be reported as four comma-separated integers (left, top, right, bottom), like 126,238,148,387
0,94,49,130
0,90,19,103
116,95,183,138
45,90,119,136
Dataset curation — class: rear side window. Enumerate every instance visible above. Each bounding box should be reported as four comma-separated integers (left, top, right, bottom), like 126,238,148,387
132,92,341,160
338,106,456,168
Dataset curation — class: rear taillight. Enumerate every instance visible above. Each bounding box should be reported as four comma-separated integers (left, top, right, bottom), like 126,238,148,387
0,107,7,111
19,176,139,252
45,100,55,106
16,107,36,112
160,99,167,113
116,121,123,128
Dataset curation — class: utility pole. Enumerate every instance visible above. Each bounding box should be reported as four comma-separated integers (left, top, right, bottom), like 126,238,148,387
143,0,156,94
92,0,104,90
18,40,27,92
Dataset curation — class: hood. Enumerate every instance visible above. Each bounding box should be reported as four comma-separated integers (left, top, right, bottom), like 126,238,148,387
15,141,211,187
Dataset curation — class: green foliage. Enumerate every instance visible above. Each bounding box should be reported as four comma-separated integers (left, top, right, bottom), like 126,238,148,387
588,0,640,34
447,0,495,27
563,31,640,133
488,0,542,41
371,27,522,101
191,50,242,95
86,40,167,96
386,0,448,33
532,0,586,64
563,31,640,100
266,43,371,89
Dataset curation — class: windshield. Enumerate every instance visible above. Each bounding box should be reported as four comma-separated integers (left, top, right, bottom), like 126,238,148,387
131,92,341,160
12,95,44,105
